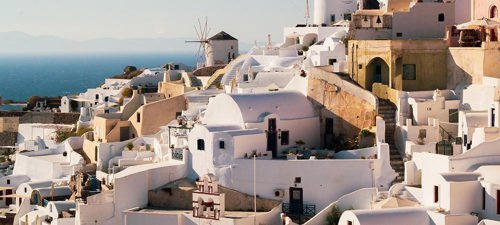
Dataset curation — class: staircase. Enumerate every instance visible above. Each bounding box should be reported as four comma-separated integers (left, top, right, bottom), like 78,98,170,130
378,100,405,184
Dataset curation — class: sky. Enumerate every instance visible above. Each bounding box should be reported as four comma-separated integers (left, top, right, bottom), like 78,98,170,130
0,0,309,44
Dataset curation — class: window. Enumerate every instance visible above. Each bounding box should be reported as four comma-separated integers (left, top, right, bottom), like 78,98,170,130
219,141,225,149
6,180,9,185
344,13,352,21
449,109,459,123
24,188,27,193
325,118,334,134
438,13,445,22
483,187,486,210
434,185,439,203
243,74,249,81
330,14,336,23
137,112,141,123
294,177,301,183
403,64,416,80
348,221,353,225
497,189,500,214
197,139,205,151
491,5,498,18
419,129,427,139
175,112,182,118
396,32,403,37
358,64,363,69
95,146,98,161
329,59,337,65
174,64,180,70
281,131,289,145
95,94,99,100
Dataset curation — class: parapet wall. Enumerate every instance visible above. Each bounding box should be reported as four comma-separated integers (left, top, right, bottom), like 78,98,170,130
307,67,378,145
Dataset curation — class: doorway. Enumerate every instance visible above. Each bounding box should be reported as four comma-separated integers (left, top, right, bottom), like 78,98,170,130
289,187,303,214
267,118,278,158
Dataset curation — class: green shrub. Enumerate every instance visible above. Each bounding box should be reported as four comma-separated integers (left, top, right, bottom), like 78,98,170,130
126,142,134,150
121,87,133,98
326,204,341,225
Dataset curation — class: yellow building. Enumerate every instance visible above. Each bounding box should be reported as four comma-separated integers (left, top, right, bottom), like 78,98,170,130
348,39,449,93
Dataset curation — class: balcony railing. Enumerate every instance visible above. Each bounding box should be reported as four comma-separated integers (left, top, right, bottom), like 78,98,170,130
282,203,316,224
172,148,184,161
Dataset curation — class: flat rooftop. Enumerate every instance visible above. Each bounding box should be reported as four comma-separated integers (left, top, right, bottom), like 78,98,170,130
125,207,268,218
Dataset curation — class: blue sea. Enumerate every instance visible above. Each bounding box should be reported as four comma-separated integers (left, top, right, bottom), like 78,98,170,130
0,52,196,110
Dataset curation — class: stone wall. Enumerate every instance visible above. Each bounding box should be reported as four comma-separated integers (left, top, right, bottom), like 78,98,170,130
0,132,17,146
193,65,226,77
148,179,280,212
0,117,19,132
307,68,378,149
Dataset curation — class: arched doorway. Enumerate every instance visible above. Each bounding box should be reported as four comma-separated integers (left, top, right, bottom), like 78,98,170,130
366,57,389,91
490,5,498,41
490,5,498,18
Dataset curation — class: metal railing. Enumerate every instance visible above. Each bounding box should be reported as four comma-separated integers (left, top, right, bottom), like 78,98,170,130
282,203,316,224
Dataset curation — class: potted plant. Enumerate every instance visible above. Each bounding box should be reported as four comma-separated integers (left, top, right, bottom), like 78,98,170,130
287,150,297,160
126,142,134,150
359,129,375,148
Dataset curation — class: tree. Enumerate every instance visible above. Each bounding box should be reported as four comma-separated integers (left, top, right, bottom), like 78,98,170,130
121,87,133,98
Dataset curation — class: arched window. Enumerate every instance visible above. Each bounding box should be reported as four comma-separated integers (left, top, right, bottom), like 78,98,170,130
491,5,498,18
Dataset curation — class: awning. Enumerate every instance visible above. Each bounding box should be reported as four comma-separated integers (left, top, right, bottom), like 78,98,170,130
0,186,14,191
0,194,29,198
457,17,500,30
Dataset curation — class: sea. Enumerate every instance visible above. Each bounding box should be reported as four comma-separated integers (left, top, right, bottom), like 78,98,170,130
0,52,196,111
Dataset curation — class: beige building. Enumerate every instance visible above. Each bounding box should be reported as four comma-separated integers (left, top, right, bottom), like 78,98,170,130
348,39,449,93
0,117,19,132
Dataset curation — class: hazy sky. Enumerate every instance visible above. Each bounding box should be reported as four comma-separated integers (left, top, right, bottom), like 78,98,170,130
0,0,309,43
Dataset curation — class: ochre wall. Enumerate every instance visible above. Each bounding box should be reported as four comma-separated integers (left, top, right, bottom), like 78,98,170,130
308,74,377,144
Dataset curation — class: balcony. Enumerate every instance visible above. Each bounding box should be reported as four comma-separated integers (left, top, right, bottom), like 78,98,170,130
282,203,316,224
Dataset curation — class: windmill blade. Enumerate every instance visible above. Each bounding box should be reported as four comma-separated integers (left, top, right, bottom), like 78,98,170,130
194,25,202,40
196,43,203,67
204,16,208,39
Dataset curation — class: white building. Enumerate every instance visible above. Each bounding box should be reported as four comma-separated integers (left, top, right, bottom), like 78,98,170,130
206,31,239,67
313,0,357,25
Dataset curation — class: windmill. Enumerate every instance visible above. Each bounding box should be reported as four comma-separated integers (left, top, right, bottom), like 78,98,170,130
186,17,211,69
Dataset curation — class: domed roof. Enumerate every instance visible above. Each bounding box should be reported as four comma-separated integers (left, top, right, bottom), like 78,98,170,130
203,91,316,126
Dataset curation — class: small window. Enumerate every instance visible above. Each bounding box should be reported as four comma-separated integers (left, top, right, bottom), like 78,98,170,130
6,180,9,185
24,188,27,193
483,187,486,210
94,146,98,161
219,141,225,149
328,59,337,65
95,94,99,100
175,112,182,118
449,109,459,123
348,221,353,225
197,139,205,151
497,189,500,214
330,14,336,23
243,74,249,82
403,64,416,80
294,177,301,183
419,129,427,139
137,112,141,123
325,118,334,134
438,13,445,22
174,65,180,70
434,185,439,203
281,131,289,145
358,64,363,69
396,32,403,37
344,13,352,21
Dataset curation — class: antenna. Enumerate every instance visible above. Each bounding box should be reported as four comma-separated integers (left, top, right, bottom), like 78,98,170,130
185,17,210,69
305,0,310,25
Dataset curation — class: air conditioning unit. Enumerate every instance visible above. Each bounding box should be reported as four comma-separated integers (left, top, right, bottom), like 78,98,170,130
274,189,285,198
